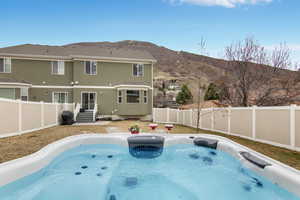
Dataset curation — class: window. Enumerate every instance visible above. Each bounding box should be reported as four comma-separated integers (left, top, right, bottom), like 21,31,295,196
53,92,68,103
85,61,97,75
126,90,140,103
52,61,65,75
133,64,144,77
118,90,123,104
0,58,11,73
21,88,28,101
143,90,148,104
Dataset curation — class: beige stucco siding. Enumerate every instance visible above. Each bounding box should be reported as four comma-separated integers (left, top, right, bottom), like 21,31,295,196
295,110,300,148
256,109,290,145
230,109,252,137
73,61,152,86
0,59,73,85
0,101,19,135
29,88,73,103
22,103,42,131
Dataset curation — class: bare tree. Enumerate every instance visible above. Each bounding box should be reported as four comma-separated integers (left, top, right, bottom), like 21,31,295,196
219,37,300,106
196,37,207,132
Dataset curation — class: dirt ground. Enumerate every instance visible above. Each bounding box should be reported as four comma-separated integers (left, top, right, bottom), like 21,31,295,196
0,120,299,170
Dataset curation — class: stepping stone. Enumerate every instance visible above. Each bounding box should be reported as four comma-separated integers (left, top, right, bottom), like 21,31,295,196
75,172,82,175
81,165,88,169
101,166,108,170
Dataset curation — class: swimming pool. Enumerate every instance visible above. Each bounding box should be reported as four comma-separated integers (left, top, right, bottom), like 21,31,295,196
0,134,299,200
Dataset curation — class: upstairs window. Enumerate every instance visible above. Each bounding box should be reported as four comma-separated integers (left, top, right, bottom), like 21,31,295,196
0,58,11,73
143,90,148,104
52,61,65,75
118,90,123,104
126,90,140,103
133,64,144,77
85,61,97,75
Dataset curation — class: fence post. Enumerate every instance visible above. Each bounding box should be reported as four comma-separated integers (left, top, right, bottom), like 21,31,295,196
177,109,179,124
55,103,59,125
290,104,296,148
166,107,170,123
199,109,202,128
18,100,22,132
190,109,193,127
152,108,155,122
41,101,44,127
211,108,214,130
252,105,257,139
183,109,185,125
227,106,231,134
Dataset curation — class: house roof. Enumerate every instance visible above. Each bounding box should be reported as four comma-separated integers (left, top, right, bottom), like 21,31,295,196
179,100,228,110
0,44,156,62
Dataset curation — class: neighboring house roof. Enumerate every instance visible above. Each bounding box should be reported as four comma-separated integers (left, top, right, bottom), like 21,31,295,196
179,100,228,110
0,44,156,62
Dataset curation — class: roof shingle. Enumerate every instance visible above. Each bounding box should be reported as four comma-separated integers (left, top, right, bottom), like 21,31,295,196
0,44,156,61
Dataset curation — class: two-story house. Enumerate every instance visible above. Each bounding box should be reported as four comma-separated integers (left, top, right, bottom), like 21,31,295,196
0,44,156,121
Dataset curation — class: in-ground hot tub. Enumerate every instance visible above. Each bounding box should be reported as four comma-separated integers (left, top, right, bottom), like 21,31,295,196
0,134,299,200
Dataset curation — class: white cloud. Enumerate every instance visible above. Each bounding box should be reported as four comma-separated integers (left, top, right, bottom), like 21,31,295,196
166,0,272,8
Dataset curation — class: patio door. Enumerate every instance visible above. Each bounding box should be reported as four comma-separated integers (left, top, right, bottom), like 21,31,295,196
81,92,96,110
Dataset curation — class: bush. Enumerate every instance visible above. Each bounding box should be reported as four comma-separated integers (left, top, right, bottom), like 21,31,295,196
204,83,220,101
176,84,193,105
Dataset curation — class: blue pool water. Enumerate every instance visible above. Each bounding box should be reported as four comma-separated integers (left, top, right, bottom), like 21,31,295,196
0,144,299,200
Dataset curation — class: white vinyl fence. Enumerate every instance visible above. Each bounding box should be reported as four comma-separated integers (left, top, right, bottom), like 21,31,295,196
0,98,74,138
153,105,300,152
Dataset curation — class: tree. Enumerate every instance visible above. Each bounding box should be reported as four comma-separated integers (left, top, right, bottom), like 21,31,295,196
218,36,300,106
196,37,207,132
158,80,167,107
176,84,193,105
204,83,220,101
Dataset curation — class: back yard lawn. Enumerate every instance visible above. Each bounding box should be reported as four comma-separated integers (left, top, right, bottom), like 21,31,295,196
0,120,299,170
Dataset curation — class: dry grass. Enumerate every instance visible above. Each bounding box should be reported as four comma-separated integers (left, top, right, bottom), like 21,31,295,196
0,120,299,170
0,125,108,163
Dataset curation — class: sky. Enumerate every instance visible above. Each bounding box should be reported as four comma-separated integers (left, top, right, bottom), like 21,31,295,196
0,0,299,65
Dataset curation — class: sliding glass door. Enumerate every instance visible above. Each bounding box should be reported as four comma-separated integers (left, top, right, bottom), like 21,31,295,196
81,92,96,110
